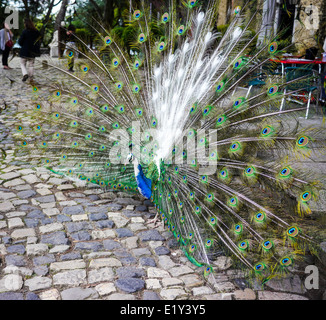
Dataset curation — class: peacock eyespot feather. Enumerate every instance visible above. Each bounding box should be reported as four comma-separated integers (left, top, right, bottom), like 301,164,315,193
238,240,249,251
267,85,278,96
234,224,242,234
115,82,123,90
112,58,120,67
300,191,311,202
81,65,89,73
91,84,99,93
229,196,238,207
138,33,146,43
279,166,292,179
162,12,170,23
230,141,241,152
132,84,140,93
268,41,278,54
177,25,185,35
216,82,225,92
189,244,196,253
104,36,112,45
205,239,213,248
245,166,256,177
209,217,217,225
219,168,229,179
86,108,94,116
287,226,299,238
261,125,274,137
206,193,214,202
254,212,266,223
262,240,273,251
204,266,212,277
101,105,109,112
280,257,292,267
133,10,142,20
234,6,241,14
187,0,197,8
296,136,309,148
254,263,266,272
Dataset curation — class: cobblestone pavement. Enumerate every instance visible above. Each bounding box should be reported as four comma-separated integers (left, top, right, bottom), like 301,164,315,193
0,57,325,300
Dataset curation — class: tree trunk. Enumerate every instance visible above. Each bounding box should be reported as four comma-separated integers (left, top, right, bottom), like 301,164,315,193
55,0,69,57
21,0,30,19
104,0,115,28
39,0,57,45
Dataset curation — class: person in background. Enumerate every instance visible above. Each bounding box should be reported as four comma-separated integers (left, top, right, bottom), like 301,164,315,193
18,18,41,82
64,24,77,72
0,22,14,69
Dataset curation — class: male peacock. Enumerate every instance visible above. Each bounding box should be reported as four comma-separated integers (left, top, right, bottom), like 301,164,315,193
13,0,325,284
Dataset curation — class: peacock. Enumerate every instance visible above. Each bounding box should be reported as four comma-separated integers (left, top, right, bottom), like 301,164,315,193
12,0,326,284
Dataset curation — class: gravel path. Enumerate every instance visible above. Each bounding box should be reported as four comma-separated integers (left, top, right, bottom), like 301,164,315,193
0,56,324,300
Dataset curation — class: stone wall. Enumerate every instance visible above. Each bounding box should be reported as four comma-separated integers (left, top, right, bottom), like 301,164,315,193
292,0,324,55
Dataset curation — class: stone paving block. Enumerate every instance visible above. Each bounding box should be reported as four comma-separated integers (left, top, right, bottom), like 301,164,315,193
49,245,70,254
115,278,145,293
43,208,60,216
39,289,61,300
107,293,135,300
8,217,24,229
145,279,162,290
95,283,117,296
74,241,103,251
88,267,115,284
91,229,115,239
169,266,194,277
11,228,36,239
61,287,98,300
17,189,36,199
40,231,69,245
0,221,7,229
39,222,64,234
162,278,184,288
25,276,52,291
7,245,25,254
143,291,161,300
0,201,14,212
0,191,16,200
147,267,170,278
121,236,138,249
160,288,187,300
258,291,308,300
234,288,256,300
89,258,122,268
50,259,86,271
192,286,214,296
0,274,23,292
53,269,87,286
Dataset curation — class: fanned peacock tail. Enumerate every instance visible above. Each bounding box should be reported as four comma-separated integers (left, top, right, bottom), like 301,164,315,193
13,0,326,284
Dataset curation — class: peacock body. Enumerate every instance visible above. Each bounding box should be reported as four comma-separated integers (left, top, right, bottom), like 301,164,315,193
13,0,326,284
